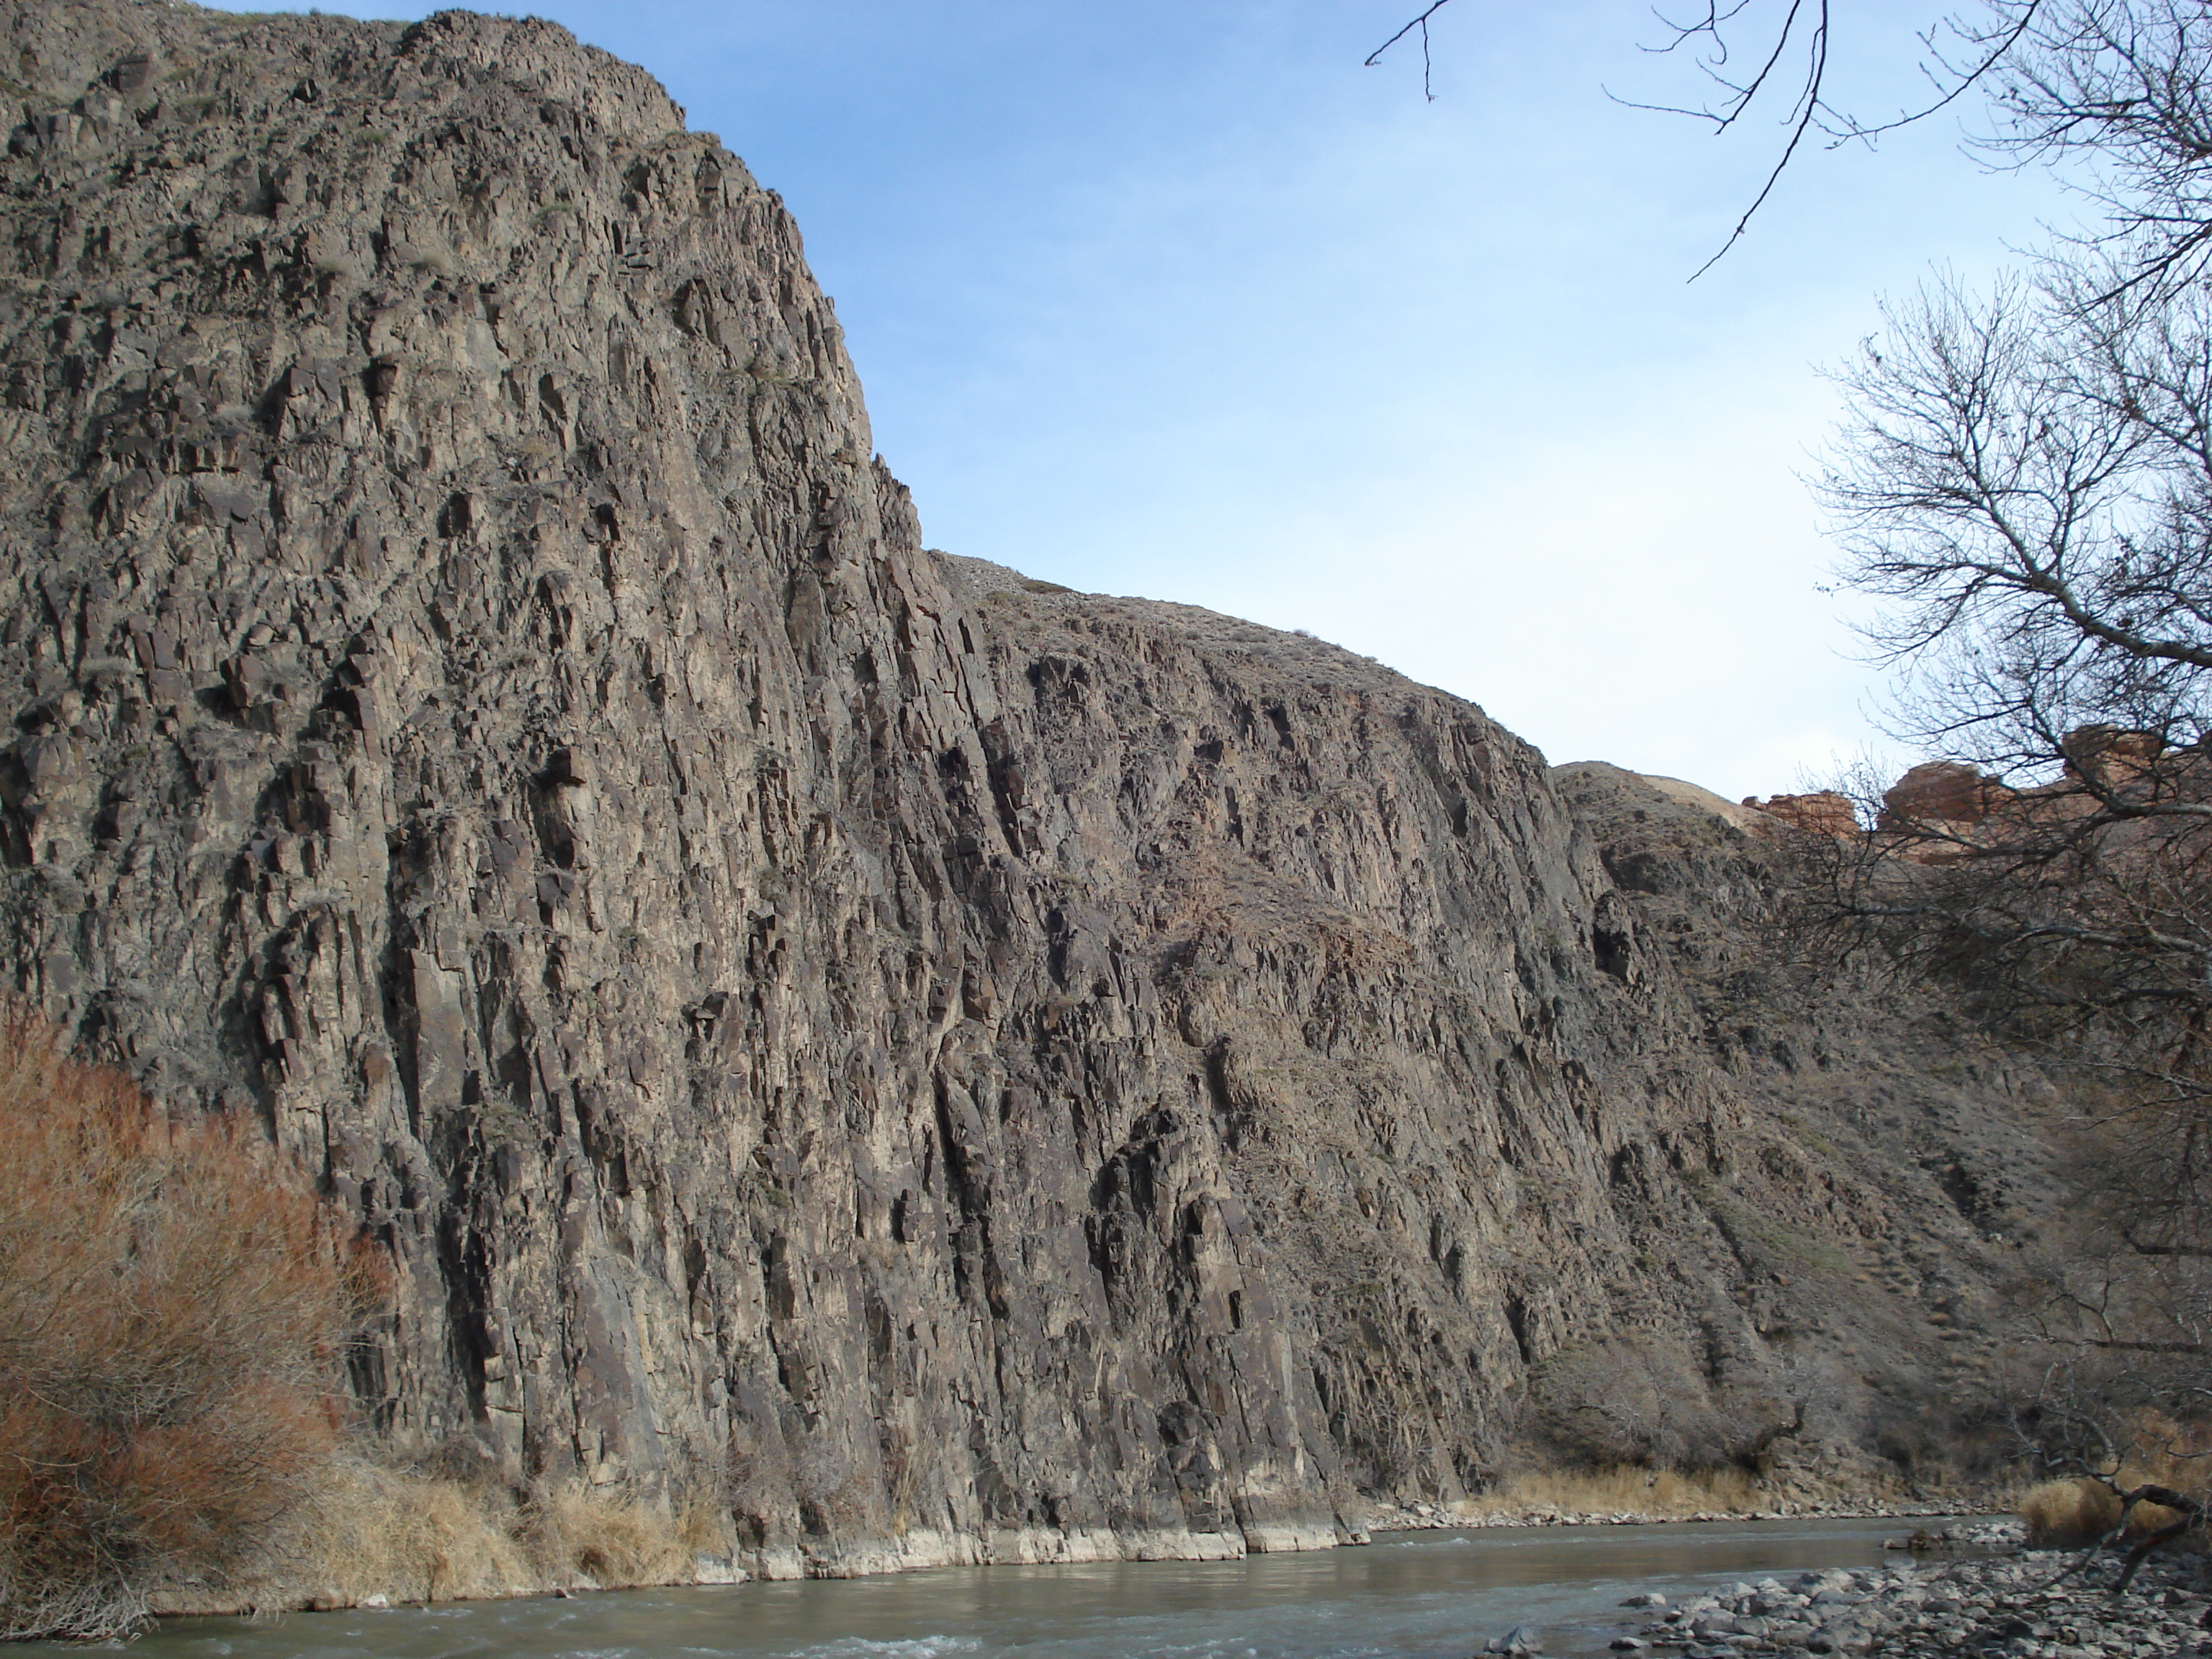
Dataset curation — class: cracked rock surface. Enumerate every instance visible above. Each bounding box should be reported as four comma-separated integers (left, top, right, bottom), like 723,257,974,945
0,0,2077,1581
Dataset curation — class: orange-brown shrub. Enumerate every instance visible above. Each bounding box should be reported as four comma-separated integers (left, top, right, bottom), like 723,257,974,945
0,1001,379,1640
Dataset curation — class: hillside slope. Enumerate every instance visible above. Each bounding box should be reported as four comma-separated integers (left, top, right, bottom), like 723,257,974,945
0,0,2062,1580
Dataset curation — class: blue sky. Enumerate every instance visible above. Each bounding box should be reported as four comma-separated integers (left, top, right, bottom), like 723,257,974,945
263,1,2074,799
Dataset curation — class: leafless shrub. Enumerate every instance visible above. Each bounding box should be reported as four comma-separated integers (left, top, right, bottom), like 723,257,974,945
0,999,384,1640
2006,1390,2211,1584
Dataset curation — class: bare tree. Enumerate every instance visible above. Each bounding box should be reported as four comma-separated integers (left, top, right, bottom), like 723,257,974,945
1823,271,2212,775
1846,282,2201,720
1371,0,2212,1540
1367,1,2212,282
1795,189,2212,1563
1810,260,2212,1170
1981,0,2212,299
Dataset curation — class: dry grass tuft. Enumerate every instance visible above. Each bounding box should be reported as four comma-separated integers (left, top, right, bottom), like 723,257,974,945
2021,1478,2126,1548
258,1461,734,1606
272,1457,539,1606
530,1483,696,1588
1465,1464,1761,1519
2021,1472,2195,1550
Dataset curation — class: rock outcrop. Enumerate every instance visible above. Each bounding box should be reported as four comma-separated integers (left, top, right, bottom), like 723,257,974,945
1744,791,1858,838
0,0,2068,1582
1878,762,2008,832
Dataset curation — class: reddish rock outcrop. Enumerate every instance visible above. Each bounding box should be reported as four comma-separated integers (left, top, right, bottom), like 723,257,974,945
1744,791,1859,837
2062,725,2164,787
1878,763,2012,832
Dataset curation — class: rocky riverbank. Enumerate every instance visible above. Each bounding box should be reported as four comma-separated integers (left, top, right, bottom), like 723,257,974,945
1375,1500,1997,1533
1598,1537,2211,1658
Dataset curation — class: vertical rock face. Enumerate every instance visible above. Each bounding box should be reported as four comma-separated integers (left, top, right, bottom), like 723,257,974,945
1,0,2059,1577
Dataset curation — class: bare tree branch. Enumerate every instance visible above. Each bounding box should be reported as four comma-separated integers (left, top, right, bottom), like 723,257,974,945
1365,0,1456,101
1372,3,2049,274
1689,1,1830,279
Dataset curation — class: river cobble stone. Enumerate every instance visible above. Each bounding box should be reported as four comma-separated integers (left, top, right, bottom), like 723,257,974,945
1622,1551,2212,1659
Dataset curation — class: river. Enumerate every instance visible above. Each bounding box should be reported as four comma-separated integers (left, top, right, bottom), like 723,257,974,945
97,1516,1946,1659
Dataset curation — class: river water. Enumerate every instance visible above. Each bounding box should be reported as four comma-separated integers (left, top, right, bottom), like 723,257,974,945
112,1516,1942,1659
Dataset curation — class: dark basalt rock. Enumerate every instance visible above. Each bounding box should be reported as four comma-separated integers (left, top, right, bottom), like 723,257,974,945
0,0,2063,1578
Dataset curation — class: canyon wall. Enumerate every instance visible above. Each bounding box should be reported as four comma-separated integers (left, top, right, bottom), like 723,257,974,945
0,0,2059,1578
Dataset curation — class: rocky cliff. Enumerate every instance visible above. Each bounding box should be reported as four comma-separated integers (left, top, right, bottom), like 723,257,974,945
0,0,2064,1581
